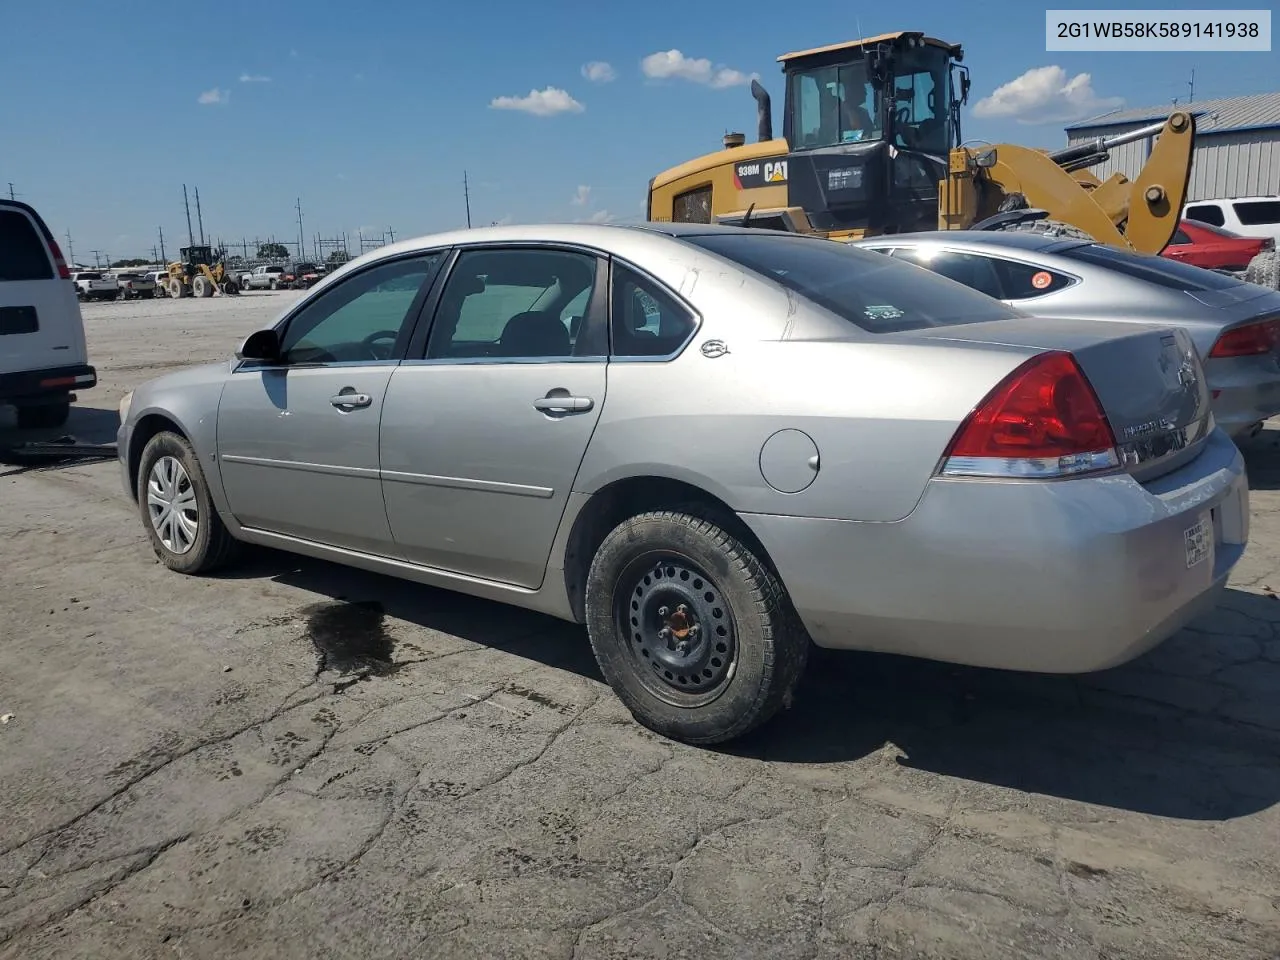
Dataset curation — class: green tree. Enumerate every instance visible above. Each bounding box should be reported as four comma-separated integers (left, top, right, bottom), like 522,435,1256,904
327,249,352,264
110,258,150,268
257,242,289,258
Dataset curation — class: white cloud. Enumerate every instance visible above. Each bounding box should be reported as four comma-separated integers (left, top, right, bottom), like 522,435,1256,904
570,185,591,206
239,73,271,83
289,48,299,59
489,86,584,116
581,61,616,83
972,65,1124,124
641,49,757,89
197,87,229,105
586,210,613,223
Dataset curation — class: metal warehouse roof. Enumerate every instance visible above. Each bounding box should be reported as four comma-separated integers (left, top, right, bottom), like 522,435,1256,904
1064,90,1280,135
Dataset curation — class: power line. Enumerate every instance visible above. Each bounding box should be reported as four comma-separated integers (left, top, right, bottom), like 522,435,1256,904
183,185,195,247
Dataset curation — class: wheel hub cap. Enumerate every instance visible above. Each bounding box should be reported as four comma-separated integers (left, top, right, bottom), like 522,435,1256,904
146,456,199,554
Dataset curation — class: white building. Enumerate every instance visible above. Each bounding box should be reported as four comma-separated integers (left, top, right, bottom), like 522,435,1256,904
1063,91,1280,202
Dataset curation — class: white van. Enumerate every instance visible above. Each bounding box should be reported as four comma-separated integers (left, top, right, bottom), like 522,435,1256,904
0,200,96,428
1184,196,1280,246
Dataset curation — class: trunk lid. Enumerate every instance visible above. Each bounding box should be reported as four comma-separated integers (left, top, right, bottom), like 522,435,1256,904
905,315,1212,481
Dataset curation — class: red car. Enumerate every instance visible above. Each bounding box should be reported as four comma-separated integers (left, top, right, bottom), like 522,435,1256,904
1162,219,1273,273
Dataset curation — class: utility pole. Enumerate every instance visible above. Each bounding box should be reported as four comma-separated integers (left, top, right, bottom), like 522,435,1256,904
194,186,205,245
1188,68,1195,103
6,182,14,201
386,226,395,243
295,197,304,262
64,229,74,265
158,225,166,263
90,249,103,268
183,185,195,247
463,170,472,228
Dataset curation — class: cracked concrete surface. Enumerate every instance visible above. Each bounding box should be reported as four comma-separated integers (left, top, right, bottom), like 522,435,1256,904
3,294,1280,958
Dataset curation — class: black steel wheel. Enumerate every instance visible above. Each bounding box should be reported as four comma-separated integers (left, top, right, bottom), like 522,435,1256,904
617,554,738,705
585,508,809,745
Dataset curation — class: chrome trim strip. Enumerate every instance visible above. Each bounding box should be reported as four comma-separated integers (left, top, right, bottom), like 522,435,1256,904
941,448,1120,479
379,469,554,498
220,454,380,479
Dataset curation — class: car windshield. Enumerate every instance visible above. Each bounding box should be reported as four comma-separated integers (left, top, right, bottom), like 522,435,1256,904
1057,242,1244,291
683,233,1021,333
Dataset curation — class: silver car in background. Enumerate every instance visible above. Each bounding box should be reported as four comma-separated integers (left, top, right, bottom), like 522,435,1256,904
116,224,1248,745
849,231,1280,440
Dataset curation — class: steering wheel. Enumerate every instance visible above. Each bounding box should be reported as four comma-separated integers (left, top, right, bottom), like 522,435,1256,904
361,329,400,360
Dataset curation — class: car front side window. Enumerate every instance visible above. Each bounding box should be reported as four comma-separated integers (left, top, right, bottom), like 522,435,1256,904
275,254,442,365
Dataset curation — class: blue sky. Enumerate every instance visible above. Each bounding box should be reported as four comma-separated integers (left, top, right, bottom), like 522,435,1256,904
2,0,1275,262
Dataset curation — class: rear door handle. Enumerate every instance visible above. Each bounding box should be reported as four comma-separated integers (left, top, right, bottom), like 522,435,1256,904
330,392,372,409
533,396,593,413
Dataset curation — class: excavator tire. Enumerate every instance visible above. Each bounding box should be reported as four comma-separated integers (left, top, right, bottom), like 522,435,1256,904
1245,250,1280,291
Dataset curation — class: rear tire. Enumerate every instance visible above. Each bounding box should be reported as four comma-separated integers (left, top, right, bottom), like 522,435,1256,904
584,508,809,745
168,278,186,299
1245,250,1280,290
16,399,70,430
136,431,239,575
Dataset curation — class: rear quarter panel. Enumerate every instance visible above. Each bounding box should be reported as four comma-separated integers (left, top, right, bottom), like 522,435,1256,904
574,273,1035,523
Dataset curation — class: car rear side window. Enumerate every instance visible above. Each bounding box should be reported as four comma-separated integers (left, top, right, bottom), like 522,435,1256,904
1185,204,1226,227
1057,242,1241,291
1171,229,1191,244
0,209,55,282
891,249,1005,299
610,264,697,358
1233,200,1280,226
994,258,1075,298
685,233,1020,333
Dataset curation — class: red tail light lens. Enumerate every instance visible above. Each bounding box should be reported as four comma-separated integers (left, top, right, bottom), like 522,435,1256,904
47,237,71,280
940,351,1119,479
1209,318,1280,358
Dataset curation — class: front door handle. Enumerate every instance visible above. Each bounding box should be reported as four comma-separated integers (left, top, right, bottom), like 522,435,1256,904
330,392,372,409
533,395,593,413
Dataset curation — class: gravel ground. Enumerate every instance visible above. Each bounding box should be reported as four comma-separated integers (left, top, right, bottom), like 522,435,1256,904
2,292,1280,959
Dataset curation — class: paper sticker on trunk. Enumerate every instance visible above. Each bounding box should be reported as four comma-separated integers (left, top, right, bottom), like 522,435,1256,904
1184,511,1212,569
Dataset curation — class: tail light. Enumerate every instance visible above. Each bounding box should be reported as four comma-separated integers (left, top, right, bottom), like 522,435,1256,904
47,237,71,280
1208,318,1280,358
939,351,1119,479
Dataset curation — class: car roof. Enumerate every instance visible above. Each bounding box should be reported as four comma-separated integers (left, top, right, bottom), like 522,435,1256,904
853,230,1089,255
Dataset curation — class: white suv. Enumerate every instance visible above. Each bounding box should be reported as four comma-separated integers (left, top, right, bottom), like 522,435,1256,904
1,200,96,429
1184,196,1280,246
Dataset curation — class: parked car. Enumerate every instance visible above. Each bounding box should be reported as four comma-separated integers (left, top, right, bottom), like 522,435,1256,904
239,265,287,291
114,271,158,299
115,223,1247,744
850,230,1280,440
1184,196,1280,247
1162,220,1273,276
71,270,118,301
280,262,323,290
1,199,96,428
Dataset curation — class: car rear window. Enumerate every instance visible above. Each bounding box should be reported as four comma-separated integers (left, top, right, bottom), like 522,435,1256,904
1234,200,1280,226
682,233,1020,333
0,209,55,282
1056,242,1242,291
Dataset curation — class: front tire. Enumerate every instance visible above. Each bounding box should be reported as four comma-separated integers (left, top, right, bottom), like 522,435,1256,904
584,509,809,745
136,431,239,574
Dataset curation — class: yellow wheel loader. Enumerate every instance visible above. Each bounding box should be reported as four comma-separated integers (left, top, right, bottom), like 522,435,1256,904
157,245,241,299
647,31,1196,256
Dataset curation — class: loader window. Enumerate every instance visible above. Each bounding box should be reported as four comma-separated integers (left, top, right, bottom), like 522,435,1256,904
672,186,712,224
791,62,881,149
891,46,951,154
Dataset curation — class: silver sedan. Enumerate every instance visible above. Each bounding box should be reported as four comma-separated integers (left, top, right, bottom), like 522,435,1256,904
116,223,1249,744
850,230,1280,440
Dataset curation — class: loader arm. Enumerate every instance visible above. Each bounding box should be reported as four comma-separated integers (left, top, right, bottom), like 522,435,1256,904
1123,111,1195,254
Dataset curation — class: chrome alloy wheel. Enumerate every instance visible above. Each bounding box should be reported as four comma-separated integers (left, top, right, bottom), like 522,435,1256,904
147,455,199,554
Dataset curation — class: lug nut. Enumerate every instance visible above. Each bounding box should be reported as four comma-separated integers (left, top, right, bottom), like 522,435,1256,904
658,606,669,618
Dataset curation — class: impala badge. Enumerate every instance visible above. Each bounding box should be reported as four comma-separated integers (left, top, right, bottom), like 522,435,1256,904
700,339,729,358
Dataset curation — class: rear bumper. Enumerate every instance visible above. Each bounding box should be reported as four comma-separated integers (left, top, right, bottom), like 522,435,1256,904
740,428,1249,674
1206,355,1280,437
0,364,96,403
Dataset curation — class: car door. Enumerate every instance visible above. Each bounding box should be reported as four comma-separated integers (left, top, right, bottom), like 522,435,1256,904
379,245,608,588
216,251,445,554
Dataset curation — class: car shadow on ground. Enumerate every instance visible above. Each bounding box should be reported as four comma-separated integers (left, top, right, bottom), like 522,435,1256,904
0,405,120,475
225,547,1280,823
1239,429,1280,490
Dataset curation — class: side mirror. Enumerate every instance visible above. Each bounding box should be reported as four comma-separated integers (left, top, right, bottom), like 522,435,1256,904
236,328,281,362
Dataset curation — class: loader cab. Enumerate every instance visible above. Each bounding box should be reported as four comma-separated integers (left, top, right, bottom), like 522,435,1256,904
779,32,966,235
180,245,213,267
